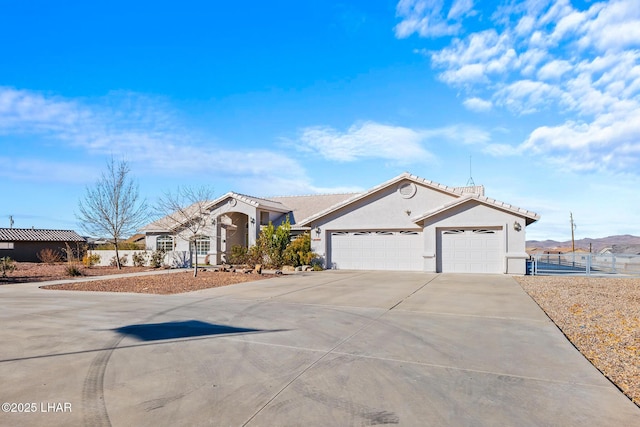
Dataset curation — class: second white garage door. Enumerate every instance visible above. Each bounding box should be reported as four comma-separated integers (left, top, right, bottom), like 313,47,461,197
329,231,423,271
439,228,503,273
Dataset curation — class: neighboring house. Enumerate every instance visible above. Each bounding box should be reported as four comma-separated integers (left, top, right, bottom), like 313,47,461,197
609,244,640,255
141,172,540,274
0,228,86,262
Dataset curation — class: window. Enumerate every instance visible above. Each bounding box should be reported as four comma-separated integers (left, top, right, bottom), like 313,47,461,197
194,236,210,255
260,211,270,226
156,235,173,252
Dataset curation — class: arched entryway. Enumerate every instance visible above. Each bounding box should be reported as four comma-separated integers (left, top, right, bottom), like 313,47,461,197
214,211,249,264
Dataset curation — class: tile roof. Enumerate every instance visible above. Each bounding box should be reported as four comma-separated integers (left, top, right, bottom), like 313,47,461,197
296,172,539,226
269,193,359,225
0,228,86,242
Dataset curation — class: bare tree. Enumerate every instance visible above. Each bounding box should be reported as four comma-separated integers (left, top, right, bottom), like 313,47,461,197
155,186,214,277
77,158,148,269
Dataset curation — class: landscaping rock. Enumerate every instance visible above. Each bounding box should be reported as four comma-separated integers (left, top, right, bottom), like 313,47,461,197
254,264,262,274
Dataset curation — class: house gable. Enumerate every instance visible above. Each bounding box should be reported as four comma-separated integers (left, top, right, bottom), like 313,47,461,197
413,194,540,226
297,173,464,229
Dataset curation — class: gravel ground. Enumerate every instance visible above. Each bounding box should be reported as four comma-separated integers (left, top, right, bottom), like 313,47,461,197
0,262,150,284
1,262,276,293
515,275,640,407
41,269,275,294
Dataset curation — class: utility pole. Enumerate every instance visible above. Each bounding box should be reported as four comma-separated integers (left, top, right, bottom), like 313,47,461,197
9,215,14,229
570,212,576,252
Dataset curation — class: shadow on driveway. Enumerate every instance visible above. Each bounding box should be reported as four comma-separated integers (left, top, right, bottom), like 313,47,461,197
114,320,271,341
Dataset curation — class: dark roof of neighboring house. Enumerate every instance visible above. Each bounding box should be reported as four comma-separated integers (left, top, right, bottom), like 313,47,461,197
0,228,86,242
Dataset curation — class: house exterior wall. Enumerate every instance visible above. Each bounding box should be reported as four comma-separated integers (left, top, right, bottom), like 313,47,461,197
144,197,262,265
306,181,529,275
308,181,458,267
420,202,528,274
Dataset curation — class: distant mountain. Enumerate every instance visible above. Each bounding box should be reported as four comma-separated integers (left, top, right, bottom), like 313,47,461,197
526,234,640,253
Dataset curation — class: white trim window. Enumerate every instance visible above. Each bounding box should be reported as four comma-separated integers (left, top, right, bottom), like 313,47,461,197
156,235,174,252
194,236,210,255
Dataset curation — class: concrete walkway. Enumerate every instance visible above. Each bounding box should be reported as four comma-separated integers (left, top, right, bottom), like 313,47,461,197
1,271,638,426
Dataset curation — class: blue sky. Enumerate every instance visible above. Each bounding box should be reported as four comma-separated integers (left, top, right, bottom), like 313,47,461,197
1,0,639,241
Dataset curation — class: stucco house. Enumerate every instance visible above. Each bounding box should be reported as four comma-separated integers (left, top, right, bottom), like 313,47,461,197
142,172,540,274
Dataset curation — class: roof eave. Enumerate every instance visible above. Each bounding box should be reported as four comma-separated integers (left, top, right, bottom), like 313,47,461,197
412,196,540,224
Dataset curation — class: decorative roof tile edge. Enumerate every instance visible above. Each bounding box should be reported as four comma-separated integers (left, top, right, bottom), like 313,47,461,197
411,194,540,224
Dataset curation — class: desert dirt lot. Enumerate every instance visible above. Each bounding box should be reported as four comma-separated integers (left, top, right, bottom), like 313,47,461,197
2,263,638,407
516,275,640,407
0,262,274,293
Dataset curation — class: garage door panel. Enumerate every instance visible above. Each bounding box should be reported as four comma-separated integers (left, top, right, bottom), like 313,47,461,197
440,228,503,274
330,231,423,271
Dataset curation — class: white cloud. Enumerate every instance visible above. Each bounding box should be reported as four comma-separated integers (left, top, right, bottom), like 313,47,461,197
401,0,640,174
577,0,640,52
296,121,491,163
298,121,433,163
463,97,492,112
431,30,516,85
494,79,563,114
0,87,309,185
394,0,475,38
447,0,474,20
536,59,572,81
521,102,640,171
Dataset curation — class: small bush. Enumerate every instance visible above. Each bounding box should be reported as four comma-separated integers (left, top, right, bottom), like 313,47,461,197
1,256,16,278
65,264,82,277
228,245,249,265
95,242,143,250
284,233,317,267
82,253,101,267
37,248,63,264
132,252,147,267
109,254,128,267
149,250,165,268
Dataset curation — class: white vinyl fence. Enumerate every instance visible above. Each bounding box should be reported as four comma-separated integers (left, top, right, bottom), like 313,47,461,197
530,253,640,276
88,250,193,268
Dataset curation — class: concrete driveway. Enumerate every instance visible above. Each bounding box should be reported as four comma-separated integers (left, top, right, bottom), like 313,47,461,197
1,271,638,426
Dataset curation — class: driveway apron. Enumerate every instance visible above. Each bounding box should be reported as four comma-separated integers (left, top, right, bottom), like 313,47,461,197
0,271,638,426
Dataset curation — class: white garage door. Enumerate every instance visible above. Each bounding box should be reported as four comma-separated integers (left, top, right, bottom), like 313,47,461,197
440,229,503,273
329,231,423,271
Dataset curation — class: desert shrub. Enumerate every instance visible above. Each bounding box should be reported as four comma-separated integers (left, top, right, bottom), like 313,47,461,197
95,241,143,250
82,253,101,267
37,248,63,264
132,252,147,267
1,256,16,278
248,217,291,268
246,244,265,266
61,242,87,264
283,233,317,267
228,245,249,265
149,250,165,268
109,254,128,267
311,259,324,271
65,264,82,277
